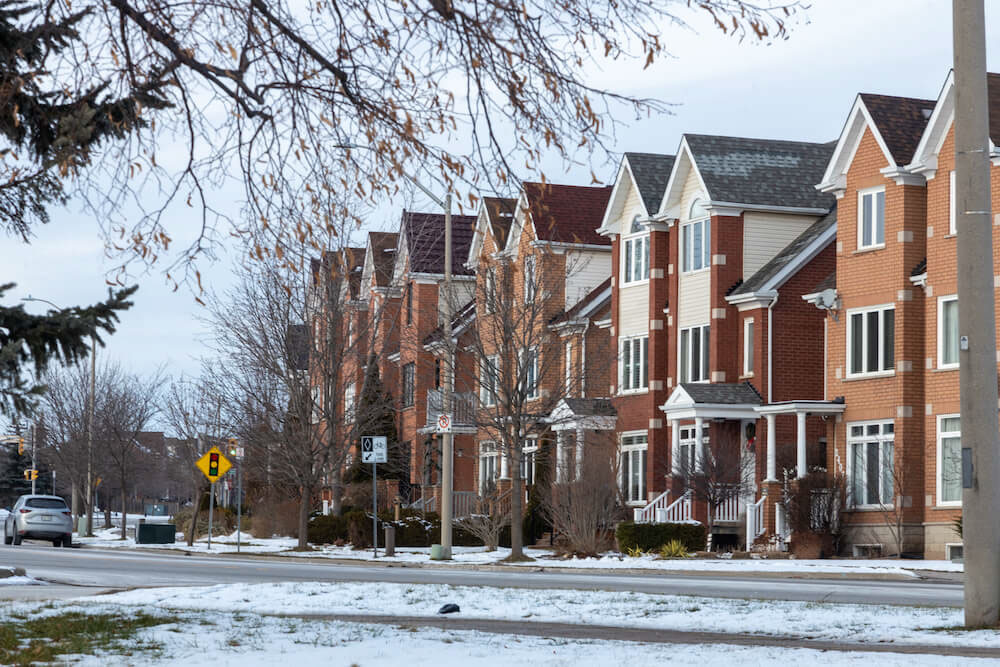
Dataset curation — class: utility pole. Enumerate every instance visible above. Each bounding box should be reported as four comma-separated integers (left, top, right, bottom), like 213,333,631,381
86,336,95,536
953,0,1000,628
440,191,454,560
30,422,37,495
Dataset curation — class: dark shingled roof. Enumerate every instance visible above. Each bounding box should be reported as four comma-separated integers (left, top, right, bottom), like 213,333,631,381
423,298,476,347
345,247,365,299
729,206,836,297
859,93,935,165
814,272,836,294
685,134,835,210
523,182,613,246
310,248,365,298
911,257,927,277
624,152,675,213
402,211,477,276
369,231,399,288
679,382,762,405
549,277,612,326
482,197,516,248
562,397,617,417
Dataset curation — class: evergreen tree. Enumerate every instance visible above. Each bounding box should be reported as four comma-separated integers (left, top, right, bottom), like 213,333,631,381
0,440,31,507
0,283,136,416
346,356,402,483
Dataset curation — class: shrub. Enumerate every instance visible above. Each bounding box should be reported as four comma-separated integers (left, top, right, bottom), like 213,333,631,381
249,496,300,539
659,539,691,559
615,521,706,553
307,514,350,545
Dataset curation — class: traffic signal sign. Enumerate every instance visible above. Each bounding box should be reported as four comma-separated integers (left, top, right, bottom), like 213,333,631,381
209,452,220,477
23,469,37,481
228,437,238,456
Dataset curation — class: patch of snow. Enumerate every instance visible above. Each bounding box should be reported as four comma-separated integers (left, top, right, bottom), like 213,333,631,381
0,575,40,586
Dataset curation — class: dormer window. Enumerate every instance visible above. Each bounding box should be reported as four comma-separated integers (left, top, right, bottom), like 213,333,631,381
623,214,649,284
858,186,885,250
682,199,710,273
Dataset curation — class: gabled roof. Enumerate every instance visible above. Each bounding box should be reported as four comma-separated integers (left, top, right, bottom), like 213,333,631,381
422,298,477,348
678,382,762,405
368,231,399,288
813,272,836,294
911,257,927,278
681,134,835,211
728,206,836,299
401,210,477,276
549,277,611,326
344,247,365,299
624,152,675,213
518,182,613,248
858,93,936,165
483,197,516,247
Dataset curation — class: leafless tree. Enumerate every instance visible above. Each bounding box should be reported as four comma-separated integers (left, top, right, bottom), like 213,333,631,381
204,240,393,548
868,463,909,558
2,1,800,284
674,426,755,551
454,480,510,552
781,470,848,557
538,434,621,556
98,363,165,537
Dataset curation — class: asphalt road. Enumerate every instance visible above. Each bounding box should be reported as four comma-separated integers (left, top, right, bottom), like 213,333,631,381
0,542,964,607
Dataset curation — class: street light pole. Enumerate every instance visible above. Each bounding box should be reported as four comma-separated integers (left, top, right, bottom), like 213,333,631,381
440,192,454,560
953,0,1000,628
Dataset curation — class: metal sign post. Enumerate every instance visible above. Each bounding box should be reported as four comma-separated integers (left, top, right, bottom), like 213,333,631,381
195,445,232,551
207,481,215,549
361,435,388,557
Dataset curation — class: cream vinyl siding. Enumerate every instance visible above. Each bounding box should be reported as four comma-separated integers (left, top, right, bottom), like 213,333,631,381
613,179,649,336
742,212,819,280
677,165,710,327
565,250,611,310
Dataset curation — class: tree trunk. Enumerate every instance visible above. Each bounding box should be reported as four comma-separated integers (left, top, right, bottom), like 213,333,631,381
71,482,79,529
120,486,127,539
331,466,343,516
510,449,524,559
187,487,204,547
297,483,311,549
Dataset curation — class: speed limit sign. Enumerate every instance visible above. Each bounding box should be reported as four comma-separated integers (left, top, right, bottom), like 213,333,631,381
437,414,452,433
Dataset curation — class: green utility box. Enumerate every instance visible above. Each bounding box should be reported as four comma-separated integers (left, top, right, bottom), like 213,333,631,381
136,523,176,544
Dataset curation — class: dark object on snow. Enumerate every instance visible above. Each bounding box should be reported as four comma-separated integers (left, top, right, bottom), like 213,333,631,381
438,603,460,615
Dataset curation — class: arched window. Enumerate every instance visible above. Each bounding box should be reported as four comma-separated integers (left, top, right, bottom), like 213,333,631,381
682,198,711,272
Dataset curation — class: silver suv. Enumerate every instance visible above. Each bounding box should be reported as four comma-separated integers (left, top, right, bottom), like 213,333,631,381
3,495,73,547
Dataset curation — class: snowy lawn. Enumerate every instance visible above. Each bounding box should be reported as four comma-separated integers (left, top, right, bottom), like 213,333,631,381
90,580,998,649
0,604,990,666
77,528,963,577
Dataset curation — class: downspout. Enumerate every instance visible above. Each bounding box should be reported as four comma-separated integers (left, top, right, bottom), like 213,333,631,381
767,293,778,403
581,322,588,396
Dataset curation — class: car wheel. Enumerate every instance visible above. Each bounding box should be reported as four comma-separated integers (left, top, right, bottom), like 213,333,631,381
62,534,72,548
12,532,22,546
52,538,61,547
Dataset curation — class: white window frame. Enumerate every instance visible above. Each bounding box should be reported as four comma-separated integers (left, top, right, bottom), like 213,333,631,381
479,441,499,494
480,354,499,407
622,215,650,285
678,426,706,474
619,335,648,393
401,362,415,408
524,255,537,303
620,432,648,505
857,186,886,250
345,383,356,422
564,340,573,396
847,420,895,509
679,324,710,383
937,295,959,369
520,347,539,399
743,317,755,377
846,304,895,378
937,414,962,507
681,220,711,273
949,170,957,236
521,437,538,487
484,267,497,314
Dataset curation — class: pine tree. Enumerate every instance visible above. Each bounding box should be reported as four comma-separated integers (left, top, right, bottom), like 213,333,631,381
0,283,136,416
346,356,402,482
0,441,31,507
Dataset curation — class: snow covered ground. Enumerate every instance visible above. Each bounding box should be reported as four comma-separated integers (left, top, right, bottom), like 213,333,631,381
75,528,963,576
93,580,993,649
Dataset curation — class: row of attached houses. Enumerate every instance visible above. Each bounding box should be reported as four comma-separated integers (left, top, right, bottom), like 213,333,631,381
311,69,1000,558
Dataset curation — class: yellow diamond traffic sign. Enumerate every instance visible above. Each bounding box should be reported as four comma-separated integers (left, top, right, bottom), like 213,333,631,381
196,446,232,483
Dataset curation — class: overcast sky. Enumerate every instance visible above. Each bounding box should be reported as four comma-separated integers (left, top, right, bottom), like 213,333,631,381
6,0,1000,386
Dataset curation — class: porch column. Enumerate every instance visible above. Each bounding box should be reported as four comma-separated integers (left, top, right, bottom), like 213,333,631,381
796,411,807,479
500,448,510,480
575,427,585,481
765,413,777,482
670,418,680,475
694,416,705,473
556,431,566,483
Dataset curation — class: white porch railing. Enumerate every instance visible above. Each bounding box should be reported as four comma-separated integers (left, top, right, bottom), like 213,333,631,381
633,490,671,524
746,496,766,545
713,494,741,523
654,491,692,523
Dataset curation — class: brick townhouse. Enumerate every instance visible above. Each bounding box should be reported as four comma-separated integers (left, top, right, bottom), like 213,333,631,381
805,71,1000,558
605,135,838,548
466,183,614,495
390,210,479,502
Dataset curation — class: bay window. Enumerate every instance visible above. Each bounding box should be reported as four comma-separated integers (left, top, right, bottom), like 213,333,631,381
620,433,648,504
937,415,962,505
679,324,710,383
848,421,894,507
620,335,648,392
857,186,886,250
938,296,958,368
623,215,650,283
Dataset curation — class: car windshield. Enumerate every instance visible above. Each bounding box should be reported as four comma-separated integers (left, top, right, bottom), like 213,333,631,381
25,498,67,509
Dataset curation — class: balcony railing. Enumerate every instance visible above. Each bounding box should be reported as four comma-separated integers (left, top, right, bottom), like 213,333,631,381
424,389,477,432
